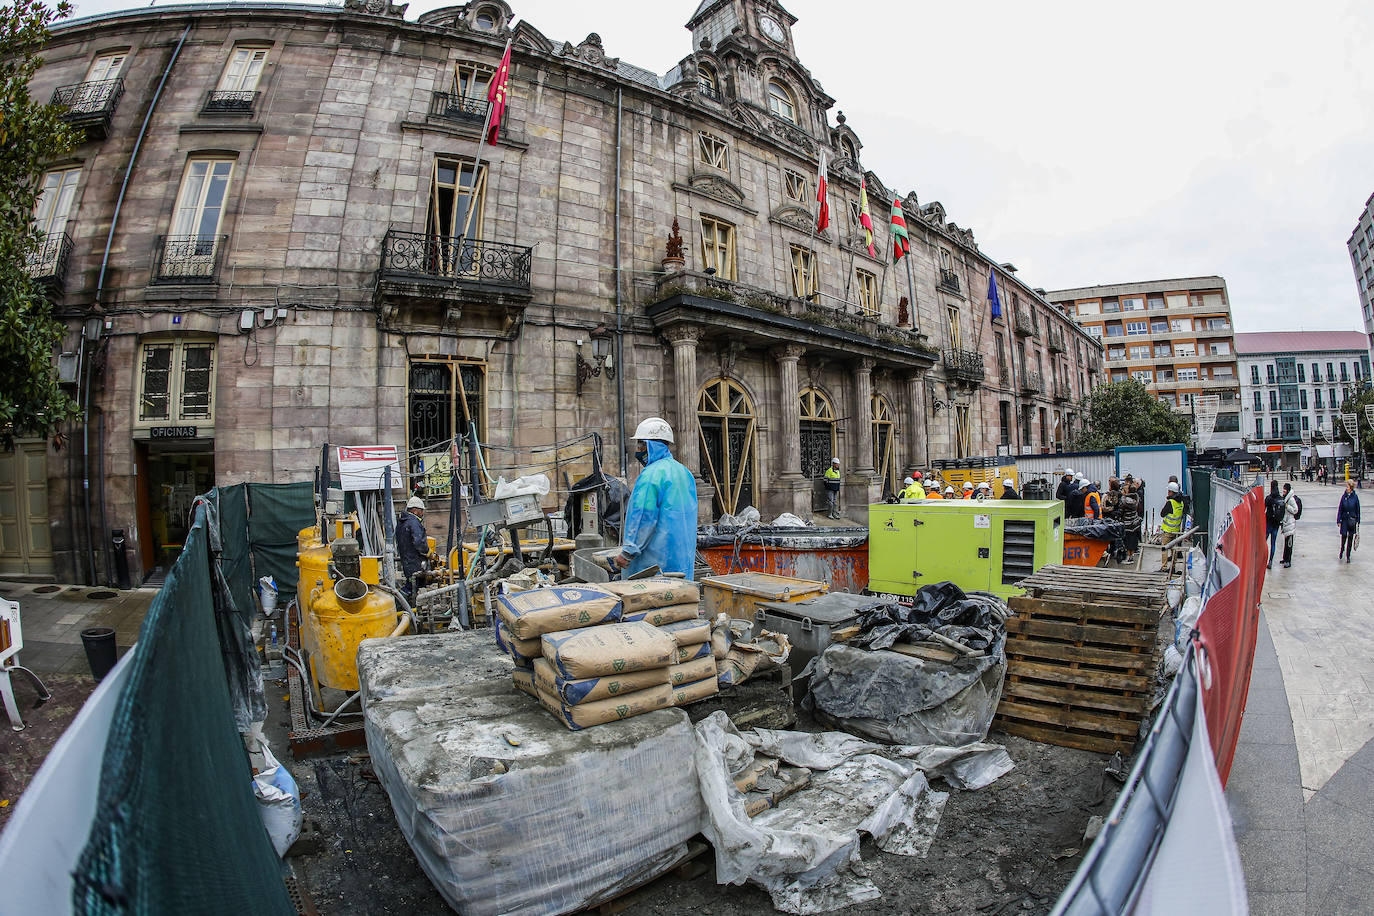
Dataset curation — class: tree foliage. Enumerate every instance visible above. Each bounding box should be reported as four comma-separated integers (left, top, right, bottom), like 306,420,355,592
1072,379,1192,451
0,0,80,446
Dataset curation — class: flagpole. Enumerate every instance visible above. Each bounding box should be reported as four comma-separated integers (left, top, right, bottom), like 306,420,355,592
456,38,512,258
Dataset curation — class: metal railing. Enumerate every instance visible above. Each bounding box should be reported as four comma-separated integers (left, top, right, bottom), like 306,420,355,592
941,348,985,384
203,90,259,114
151,234,228,285
27,232,73,291
1020,370,1045,394
1053,379,1072,401
51,77,124,131
1014,310,1038,337
1047,328,1066,352
697,81,720,101
379,229,532,292
428,92,490,126
938,268,960,294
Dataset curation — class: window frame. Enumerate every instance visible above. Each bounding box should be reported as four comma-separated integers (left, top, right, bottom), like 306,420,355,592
789,244,817,298
766,79,798,124
855,268,878,318
697,131,730,171
135,337,217,427
33,167,81,239
699,215,737,281
170,157,235,240
783,168,807,203
84,52,126,84
217,45,269,93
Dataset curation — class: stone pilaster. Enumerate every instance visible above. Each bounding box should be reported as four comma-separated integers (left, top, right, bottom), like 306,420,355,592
662,324,702,475
852,357,876,473
906,370,926,469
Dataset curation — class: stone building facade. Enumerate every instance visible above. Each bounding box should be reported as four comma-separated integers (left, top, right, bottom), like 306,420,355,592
9,0,1100,582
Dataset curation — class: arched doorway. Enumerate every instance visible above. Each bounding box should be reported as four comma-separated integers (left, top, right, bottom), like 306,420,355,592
799,386,836,479
697,377,758,516
872,393,897,497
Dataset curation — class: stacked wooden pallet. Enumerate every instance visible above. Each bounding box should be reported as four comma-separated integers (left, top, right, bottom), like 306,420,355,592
995,564,1166,754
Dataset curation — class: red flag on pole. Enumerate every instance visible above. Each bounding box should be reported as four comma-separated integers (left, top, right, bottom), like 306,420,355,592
815,150,830,233
486,41,513,144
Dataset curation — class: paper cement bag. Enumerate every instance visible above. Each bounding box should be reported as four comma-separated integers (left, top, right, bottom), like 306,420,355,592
660,618,711,646
536,682,674,730
671,676,719,706
496,586,622,640
675,641,713,664
494,616,540,668
601,578,701,612
622,603,701,627
541,621,677,680
511,667,537,698
533,656,670,706
667,655,717,687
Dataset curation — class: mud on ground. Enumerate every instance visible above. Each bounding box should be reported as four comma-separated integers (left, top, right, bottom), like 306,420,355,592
273,670,1121,916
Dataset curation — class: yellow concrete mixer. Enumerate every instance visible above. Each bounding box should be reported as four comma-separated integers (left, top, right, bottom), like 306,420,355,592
295,518,408,698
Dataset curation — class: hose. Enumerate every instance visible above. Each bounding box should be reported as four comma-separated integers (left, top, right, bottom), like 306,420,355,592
374,582,419,633
319,691,362,728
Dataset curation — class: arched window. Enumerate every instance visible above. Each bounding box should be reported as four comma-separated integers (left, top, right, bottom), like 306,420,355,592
698,378,758,517
840,136,857,162
798,387,835,478
474,8,497,30
698,63,719,99
872,394,896,496
767,79,797,123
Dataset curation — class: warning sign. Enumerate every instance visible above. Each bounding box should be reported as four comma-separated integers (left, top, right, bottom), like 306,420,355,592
974,514,991,529
337,445,402,491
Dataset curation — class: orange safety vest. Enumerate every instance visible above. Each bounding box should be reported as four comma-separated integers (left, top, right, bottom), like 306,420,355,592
926,489,943,499
1084,490,1101,519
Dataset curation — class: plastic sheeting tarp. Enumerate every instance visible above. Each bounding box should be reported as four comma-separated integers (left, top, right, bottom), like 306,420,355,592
694,712,1013,914
808,641,1007,747
621,441,698,578
198,488,267,729
359,630,703,916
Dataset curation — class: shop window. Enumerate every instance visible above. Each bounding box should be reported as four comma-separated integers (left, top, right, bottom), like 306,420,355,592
137,339,216,424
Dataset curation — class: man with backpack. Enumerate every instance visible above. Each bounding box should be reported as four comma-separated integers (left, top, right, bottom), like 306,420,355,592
1264,481,1285,570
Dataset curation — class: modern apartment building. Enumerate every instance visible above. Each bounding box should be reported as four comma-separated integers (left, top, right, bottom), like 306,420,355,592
1236,331,1371,469
1347,193,1374,350
1047,277,1242,450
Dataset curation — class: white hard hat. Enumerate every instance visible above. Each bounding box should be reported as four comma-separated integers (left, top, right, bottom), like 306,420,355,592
632,417,674,443
1003,478,1015,487
963,481,974,489
832,458,840,466
1168,481,1180,491
979,481,992,489
407,496,426,511
1064,468,1074,476
944,486,954,494
904,477,914,485
1075,473,1086,481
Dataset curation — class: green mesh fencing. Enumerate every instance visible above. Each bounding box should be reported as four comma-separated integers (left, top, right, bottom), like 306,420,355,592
73,502,294,915
218,483,255,618
1189,468,1214,551
246,482,315,605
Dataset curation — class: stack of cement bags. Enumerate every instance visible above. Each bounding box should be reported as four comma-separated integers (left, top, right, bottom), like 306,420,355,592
604,579,720,707
494,585,622,671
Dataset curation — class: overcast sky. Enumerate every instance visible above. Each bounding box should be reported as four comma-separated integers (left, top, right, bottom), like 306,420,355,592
68,0,1374,333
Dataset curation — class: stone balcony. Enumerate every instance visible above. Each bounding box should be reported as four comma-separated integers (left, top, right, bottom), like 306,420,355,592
1014,311,1038,337
1046,328,1066,352
942,348,985,386
1020,370,1045,395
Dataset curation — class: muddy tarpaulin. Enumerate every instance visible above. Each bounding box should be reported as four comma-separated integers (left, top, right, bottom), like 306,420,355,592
694,712,1013,914
808,638,1007,747
1063,518,1124,541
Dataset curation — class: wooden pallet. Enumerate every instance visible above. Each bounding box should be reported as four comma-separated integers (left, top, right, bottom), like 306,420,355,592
995,570,1166,755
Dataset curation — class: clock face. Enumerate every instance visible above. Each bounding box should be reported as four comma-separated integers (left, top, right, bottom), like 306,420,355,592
760,15,785,43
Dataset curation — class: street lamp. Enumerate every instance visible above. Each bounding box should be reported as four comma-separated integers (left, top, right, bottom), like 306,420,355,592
575,322,615,396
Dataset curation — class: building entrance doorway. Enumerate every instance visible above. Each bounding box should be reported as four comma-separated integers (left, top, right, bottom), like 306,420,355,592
0,440,52,577
134,441,214,580
697,377,757,518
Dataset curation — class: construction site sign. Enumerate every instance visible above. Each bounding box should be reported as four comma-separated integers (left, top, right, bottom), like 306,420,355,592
337,445,402,491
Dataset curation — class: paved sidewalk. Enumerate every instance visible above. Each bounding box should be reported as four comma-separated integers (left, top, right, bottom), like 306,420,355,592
0,580,154,676
1228,478,1374,914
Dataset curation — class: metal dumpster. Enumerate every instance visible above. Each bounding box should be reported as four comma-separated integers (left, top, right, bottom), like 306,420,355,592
697,526,869,593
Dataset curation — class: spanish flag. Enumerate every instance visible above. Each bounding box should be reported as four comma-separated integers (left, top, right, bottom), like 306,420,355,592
858,180,876,258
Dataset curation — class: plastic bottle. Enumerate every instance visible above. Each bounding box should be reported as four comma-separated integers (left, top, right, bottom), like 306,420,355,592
270,624,278,647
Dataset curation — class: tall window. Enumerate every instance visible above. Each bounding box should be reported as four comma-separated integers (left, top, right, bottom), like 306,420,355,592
783,169,806,202
789,245,816,298
697,131,729,170
427,157,487,240
946,305,961,350
138,339,216,424
1252,391,1261,412
798,387,835,479
30,167,80,276
1300,389,1308,409
407,359,486,483
1297,363,1306,383
160,158,234,280
1271,417,1279,439
954,403,972,458
872,394,896,495
999,401,1011,446
767,80,797,123
1250,365,1260,384
855,269,878,317
698,64,719,98
1255,418,1264,439
84,52,125,84
218,47,268,93
452,62,492,99
699,216,736,280
995,332,1007,382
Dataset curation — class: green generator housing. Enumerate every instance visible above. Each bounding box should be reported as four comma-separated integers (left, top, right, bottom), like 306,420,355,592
867,499,1064,600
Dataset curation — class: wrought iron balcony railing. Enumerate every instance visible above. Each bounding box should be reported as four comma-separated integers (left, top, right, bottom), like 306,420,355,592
697,81,720,101
938,268,960,294
203,90,259,114
1047,328,1066,352
27,232,73,293
151,235,227,285
51,78,124,136
1020,371,1045,395
428,91,491,127
379,230,532,293
942,347,985,384
1014,310,1038,337
1053,379,1072,401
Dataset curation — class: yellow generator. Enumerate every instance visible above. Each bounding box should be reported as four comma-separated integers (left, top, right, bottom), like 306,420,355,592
295,518,406,697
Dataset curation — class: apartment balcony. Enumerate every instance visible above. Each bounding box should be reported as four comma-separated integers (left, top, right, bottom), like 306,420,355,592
150,234,227,285
427,91,491,129
942,348,985,386
202,90,259,115
938,268,960,294
1194,325,1234,338
26,232,73,297
1046,328,1066,352
1013,310,1037,337
1052,378,1072,402
51,77,125,139
1020,370,1045,395
1199,377,1241,390
376,229,532,331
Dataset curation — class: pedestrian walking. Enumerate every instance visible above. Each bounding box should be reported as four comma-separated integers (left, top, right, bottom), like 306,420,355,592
1279,482,1299,568
1264,481,1284,570
824,458,842,518
1338,479,1361,563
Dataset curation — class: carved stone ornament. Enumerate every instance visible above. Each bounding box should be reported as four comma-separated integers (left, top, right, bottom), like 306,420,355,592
719,339,746,377
560,33,620,71
662,324,703,347
345,0,408,18
770,118,816,155
769,205,829,242
687,172,747,207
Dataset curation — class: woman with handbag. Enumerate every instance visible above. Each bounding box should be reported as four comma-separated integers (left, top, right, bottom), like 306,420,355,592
1338,479,1361,564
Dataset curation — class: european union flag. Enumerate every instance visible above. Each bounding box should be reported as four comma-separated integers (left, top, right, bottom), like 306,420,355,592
988,269,1002,319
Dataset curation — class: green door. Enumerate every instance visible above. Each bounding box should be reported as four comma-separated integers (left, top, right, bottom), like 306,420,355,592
0,440,52,576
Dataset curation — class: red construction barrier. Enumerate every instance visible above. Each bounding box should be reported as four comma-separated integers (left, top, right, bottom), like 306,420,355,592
1194,486,1267,785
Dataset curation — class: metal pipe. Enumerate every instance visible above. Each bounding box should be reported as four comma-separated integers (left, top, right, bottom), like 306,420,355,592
96,22,192,304
80,337,94,584
97,409,110,585
613,87,627,478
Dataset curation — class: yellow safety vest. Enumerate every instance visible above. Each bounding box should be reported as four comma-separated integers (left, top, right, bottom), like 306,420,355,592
901,483,925,501
824,467,841,482
1162,496,1185,534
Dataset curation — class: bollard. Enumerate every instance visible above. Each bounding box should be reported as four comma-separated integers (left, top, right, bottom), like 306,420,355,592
111,528,132,590
80,627,118,681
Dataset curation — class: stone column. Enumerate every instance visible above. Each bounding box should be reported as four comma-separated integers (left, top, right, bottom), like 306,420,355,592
772,344,807,476
663,324,702,474
852,357,876,473
906,371,926,468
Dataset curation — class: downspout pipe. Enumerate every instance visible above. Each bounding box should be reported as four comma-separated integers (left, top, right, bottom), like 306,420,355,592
95,22,191,304
613,88,626,478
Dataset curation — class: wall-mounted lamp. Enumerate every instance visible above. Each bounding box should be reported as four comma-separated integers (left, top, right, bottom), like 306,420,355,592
576,321,615,396
930,396,959,414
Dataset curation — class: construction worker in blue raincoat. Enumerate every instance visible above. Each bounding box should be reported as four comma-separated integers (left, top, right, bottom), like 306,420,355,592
613,417,698,579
